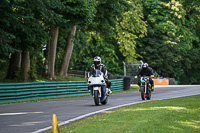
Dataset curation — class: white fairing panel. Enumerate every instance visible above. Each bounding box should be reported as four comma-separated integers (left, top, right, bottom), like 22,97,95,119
88,74,106,86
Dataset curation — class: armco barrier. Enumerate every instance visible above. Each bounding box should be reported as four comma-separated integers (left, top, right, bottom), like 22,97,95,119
0,78,124,103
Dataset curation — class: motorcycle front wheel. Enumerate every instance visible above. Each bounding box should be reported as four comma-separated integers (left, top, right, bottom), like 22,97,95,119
147,87,151,100
94,90,100,106
140,87,145,100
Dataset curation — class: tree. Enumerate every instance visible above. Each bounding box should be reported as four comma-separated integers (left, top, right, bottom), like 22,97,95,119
136,0,186,75
136,0,200,84
173,0,200,84
59,0,96,77
21,51,30,81
47,27,59,79
66,0,147,75
2,0,40,80
2,0,66,81
64,0,134,75
60,26,76,76
42,0,68,79
116,0,147,62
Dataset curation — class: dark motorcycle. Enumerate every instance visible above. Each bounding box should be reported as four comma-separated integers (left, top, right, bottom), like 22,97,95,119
139,76,153,100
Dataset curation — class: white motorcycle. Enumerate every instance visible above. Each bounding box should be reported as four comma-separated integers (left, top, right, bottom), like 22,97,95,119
88,69,109,106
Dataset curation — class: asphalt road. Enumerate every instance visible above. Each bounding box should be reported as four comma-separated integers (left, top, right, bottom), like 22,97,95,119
0,85,200,133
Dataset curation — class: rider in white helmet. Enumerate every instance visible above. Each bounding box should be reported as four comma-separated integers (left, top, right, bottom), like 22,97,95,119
89,56,112,94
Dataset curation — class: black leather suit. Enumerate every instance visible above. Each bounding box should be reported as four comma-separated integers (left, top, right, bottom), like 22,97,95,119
136,67,154,87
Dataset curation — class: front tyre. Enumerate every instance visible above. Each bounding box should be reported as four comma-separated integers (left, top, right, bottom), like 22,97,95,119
147,86,151,100
94,90,100,106
140,87,145,100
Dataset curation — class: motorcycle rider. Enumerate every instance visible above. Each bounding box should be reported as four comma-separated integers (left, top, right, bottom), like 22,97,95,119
135,62,155,91
88,56,112,94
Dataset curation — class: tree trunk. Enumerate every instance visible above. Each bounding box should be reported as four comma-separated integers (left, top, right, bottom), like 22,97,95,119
47,27,59,80
6,52,21,79
21,51,30,81
45,30,50,77
60,25,77,77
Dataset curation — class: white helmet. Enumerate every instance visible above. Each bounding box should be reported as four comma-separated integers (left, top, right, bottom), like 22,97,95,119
143,63,148,68
94,56,101,67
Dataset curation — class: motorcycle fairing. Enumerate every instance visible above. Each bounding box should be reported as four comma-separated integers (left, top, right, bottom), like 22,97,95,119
89,85,107,102
100,85,107,102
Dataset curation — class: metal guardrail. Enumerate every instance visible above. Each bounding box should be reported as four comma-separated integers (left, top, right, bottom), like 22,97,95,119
0,78,124,103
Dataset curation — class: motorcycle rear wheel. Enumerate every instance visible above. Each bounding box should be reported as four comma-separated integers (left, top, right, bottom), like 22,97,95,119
94,90,100,106
140,87,145,100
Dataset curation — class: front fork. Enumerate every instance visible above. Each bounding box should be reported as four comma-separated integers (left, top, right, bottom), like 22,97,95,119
145,83,151,93
91,86,101,97
145,82,147,94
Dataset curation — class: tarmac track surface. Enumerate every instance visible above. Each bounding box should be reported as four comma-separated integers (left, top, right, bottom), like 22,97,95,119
0,85,200,133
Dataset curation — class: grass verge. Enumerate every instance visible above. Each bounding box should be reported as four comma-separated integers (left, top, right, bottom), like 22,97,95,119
56,95,200,133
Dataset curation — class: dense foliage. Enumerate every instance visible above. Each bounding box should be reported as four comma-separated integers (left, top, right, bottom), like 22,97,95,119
0,0,199,84
136,0,200,84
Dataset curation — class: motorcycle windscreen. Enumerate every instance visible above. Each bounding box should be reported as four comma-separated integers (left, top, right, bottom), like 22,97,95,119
92,69,102,77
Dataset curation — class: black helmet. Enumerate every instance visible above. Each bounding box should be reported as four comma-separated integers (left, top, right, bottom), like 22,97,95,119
94,56,101,67
143,63,148,68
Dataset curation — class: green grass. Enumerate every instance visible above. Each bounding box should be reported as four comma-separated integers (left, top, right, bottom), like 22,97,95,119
56,95,200,133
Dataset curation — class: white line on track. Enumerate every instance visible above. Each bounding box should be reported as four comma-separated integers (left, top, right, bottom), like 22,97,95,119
32,85,200,133
31,101,145,133
0,112,43,116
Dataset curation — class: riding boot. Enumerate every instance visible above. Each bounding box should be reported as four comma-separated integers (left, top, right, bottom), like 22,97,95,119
108,88,112,94
151,84,154,92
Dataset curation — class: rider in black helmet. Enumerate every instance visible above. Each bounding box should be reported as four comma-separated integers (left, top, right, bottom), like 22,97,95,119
88,56,112,94
135,62,155,91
